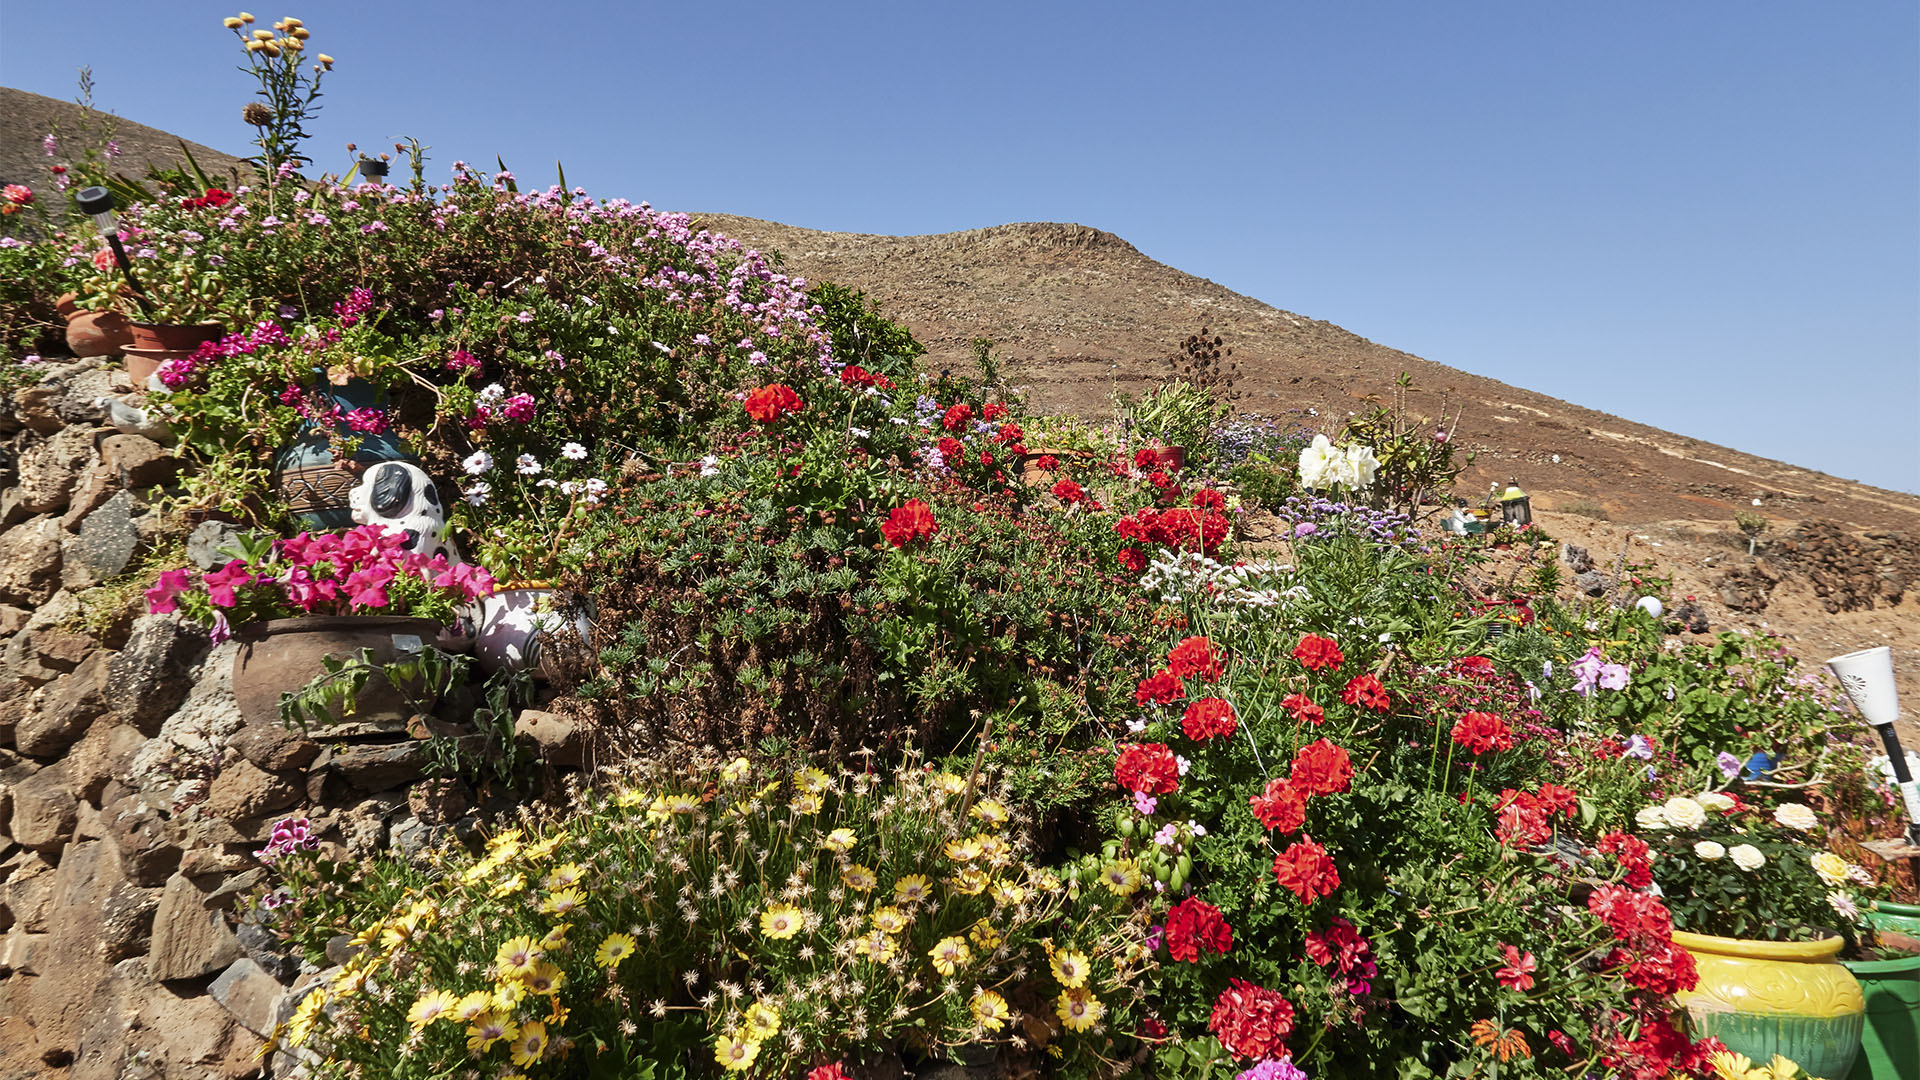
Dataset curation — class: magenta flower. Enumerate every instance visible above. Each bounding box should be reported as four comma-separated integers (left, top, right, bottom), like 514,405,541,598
502,393,536,423
144,569,192,614
202,560,253,608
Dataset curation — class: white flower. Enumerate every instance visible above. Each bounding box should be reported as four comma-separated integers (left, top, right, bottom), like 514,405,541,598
1773,803,1819,832
1693,840,1726,860
1341,443,1381,490
698,455,720,478
1660,796,1708,830
1695,791,1735,813
461,450,494,475
1635,805,1670,830
477,382,506,405
515,454,542,476
1810,851,1850,886
462,482,491,506
1297,434,1338,490
850,427,870,439
1728,844,1765,871
561,441,588,460
1828,891,1859,919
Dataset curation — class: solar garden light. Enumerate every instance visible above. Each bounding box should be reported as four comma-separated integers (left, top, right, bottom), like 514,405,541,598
75,185,155,319
1828,646,1920,847
357,157,389,184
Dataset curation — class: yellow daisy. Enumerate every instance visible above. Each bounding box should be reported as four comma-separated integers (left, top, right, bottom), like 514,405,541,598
540,923,570,951
722,756,752,783
1030,868,1064,893
508,1020,548,1067
929,936,972,976
614,787,645,808
944,836,985,863
1099,859,1142,896
969,919,1003,951
380,912,421,950
524,961,565,996
486,828,524,858
662,792,700,815
451,990,493,1023
495,936,541,980
821,827,858,853
971,988,1011,1031
490,872,527,898
1056,987,1105,1032
851,929,898,963
406,988,458,1030
789,791,824,815
795,766,832,794
972,798,1010,825
893,874,930,903
285,989,325,1046
842,864,878,892
543,863,586,890
595,931,637,968
522,832,565,861
744,1001,782,1040
932,772,967,796
715,1034,760,1072
1051,949,1091,988
760,903,803,939
871,906,911,934
465,1012,517,1053
539,887,584,916
948,867,989,896
1708,1051,1757,1080
977,834,1010,864
989,879,1027,907
491,980,528,1012
349,920,387,947
460,857,501,884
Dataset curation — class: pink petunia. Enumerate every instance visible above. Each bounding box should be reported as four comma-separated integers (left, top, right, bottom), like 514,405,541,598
144,568,192,614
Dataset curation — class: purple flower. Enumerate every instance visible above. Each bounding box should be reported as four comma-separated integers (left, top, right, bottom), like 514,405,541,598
1621,734,1654,760
1598,662,1629,691
42,133,57,156
1571,647,1605,695
514,310,534,324
1236,1058,1308,1080
501,393,536,423
1716,751,1743,780
144,568,192,614
1133,791,1157,816
1293,521,1318,538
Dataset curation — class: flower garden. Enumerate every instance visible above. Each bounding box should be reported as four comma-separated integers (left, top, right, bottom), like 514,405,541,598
4,15,1920,1080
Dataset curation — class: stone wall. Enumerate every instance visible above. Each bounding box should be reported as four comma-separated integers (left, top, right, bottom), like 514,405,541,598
0,359,580,1079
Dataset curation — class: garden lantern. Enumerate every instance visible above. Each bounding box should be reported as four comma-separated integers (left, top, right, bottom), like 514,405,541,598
1499,479,1531,526
357,157,388,184
1828,646,1920,848
75,185,155,319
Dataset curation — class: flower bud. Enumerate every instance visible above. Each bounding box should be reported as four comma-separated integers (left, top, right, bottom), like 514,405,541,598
260,41,281,57
318,53,334,67
272,18,286,29
252,28,274,40
239,11,255,22
282,36,302,50
283,16,303,27
290,26,309,39
245,39,264,51
223,16,243,28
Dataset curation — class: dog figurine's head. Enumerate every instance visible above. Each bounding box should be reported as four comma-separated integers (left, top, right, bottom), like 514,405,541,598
347,460,457,562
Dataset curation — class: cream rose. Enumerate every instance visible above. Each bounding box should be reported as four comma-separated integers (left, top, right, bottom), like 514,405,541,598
1695,791,1735,813
1661,795,1708,830
1810,851,1850,887
1729,844,1765,871
1693,840,1726,861
1636,805,1670,830
1773,802,1819,831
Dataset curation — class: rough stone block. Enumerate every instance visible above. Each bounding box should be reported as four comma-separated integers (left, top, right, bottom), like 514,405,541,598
9,762,77,853
0,515,63,606
99,434,176,490
104,794,180,887
204,757,301,822
16,648,111,757
147,873,242,982
109,614,206,734
208,957,285,1037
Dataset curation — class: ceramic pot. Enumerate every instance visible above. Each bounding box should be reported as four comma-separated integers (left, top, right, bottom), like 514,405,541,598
1867,901,1920,937
232,616,445,730
274,376,415,530
1016,449,1094,487
474,587,593,681
1838,950,1920,1080
1672,930,1865,1079
128,321,224,353
1138,445,1186,472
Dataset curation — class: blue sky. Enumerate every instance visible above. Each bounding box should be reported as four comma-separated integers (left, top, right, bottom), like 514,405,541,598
5,2,1916,493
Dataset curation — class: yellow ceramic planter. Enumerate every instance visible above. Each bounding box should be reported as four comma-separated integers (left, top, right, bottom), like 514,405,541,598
1672,930,1865,1079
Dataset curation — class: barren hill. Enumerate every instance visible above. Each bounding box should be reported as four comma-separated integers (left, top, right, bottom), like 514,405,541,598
0,87,248,200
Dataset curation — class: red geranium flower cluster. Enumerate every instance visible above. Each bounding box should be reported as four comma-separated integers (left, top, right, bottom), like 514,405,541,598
1587,885,1698,997
1272,837,1340,905
936,436,965,461
1281,693,1325,726
1182,697,1238,741
880,500,939,548
1289,739,1354,796
1118,547,1148,573
1305,917,1378,996
1191,488,1227,510
1051,478,1090,505
838,364,895,390
1164,896,1233,963
1248,777,1307,833
180,187,234,210
1135,670,1185,706
942,403,973,431
1115,743,1180,796
1292,633,1344,671
1601,1013,1721,1080
1114,506,1230,558
1495,943,1536,991
1341,674,1390,711
1598,831,1655,889
1208,979,1295,1061
1452,711,1516,755
1166,636,1223,681
1492,783,1576,847
743,383,803,422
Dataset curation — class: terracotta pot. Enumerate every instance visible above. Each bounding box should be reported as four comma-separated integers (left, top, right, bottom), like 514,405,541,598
1672,930,1865,1080
55,292,81,319
1017,449,1095,487
55,291,136,359
1138,445,1187,472
231,616,446,730
128,321,225,353
474,587,594,681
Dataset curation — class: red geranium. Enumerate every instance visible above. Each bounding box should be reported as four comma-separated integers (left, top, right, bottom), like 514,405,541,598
1118,547,1147,573
1051,478,1089,504
1451,711,1515,754
1248,777,1307,833
936,436,964,460
1191,488,1226,510
1181,697,1237,741
1135,670,1185,706
1033,454,1059,471
1134,447,1161,471
942,403,973,431
180,187,234,210
1280,693,1325,726
743,383,803,422
981,402,1007,421
807,1065,851,1080
1289,739,1354,796
880,500,939,548
1272,838,1340,904
994,421,1023,443
1114,743,1180,795
1166,636,1223,681
1292,634,1344,671
1493,789,1552,846
1618,942,1698,995
1496,943,1536,991
1535,783,1579,820
839,365,894,390
1164,897,1233,963
1598,831,1655,890
1208,978,1295,1061
1341,674,1390,711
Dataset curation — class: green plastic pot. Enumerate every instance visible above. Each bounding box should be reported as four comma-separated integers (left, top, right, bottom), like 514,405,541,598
1839,950,1920,1080
1867,901,1920,936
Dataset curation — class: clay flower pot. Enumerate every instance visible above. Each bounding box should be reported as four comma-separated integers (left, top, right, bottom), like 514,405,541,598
123,322,225,386
1671,929,1865,1080
231,616,446,730
55,291,135,359
1017,449,1094,488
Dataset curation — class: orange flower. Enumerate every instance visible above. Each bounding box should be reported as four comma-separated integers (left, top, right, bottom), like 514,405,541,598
1470,1019,1531,1062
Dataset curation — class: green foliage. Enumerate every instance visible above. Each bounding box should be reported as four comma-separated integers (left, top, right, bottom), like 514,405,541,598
1341,373,1470,514
1121,380,1221,464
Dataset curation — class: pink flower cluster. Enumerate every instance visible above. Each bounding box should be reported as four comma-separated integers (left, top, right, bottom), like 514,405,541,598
157,318,292,388
253,816,318,863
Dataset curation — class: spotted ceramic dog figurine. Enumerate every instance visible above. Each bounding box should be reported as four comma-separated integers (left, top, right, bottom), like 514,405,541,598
347,460,458,563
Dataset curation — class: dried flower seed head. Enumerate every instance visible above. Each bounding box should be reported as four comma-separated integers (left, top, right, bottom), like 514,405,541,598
243,103,275,126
